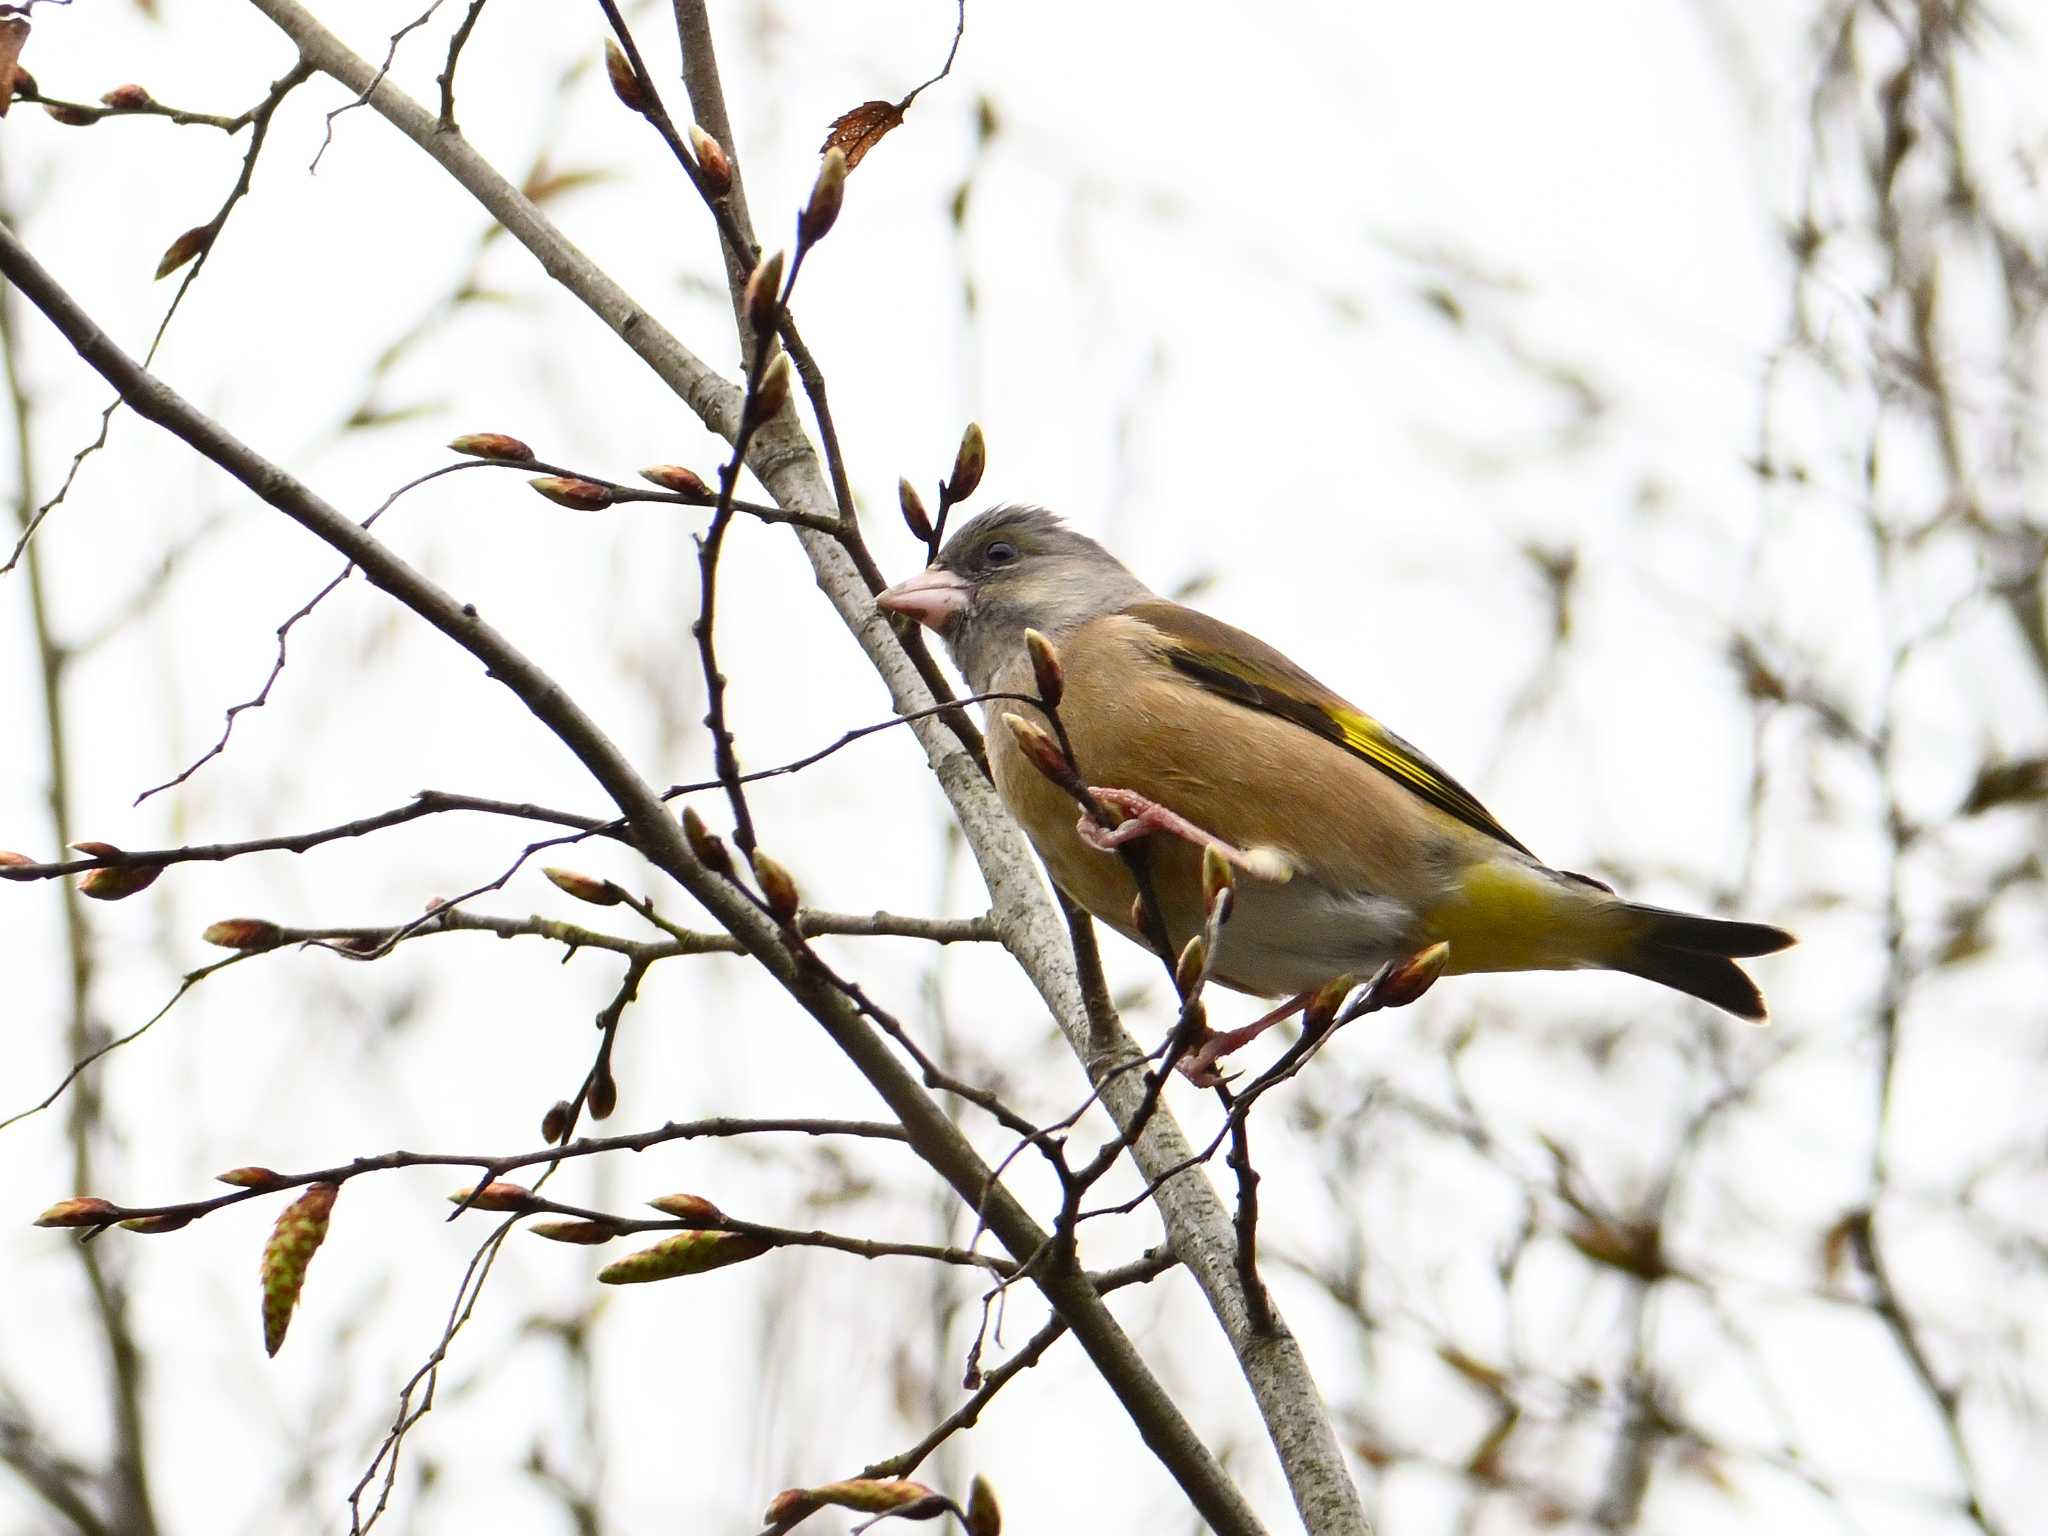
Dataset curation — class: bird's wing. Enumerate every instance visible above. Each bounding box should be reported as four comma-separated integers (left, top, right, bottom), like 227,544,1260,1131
1126,600,1534,857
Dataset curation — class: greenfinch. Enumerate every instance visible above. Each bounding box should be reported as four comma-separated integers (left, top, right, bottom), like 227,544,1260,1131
879,506,1792,1076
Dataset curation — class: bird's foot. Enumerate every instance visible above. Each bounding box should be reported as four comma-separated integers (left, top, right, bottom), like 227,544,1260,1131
1176,941,1454,1085
1177,992,1311,1086
1076,788,1294,882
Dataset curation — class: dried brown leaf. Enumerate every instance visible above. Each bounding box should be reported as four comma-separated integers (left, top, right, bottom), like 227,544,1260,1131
0,19,28,118
820,99,906,171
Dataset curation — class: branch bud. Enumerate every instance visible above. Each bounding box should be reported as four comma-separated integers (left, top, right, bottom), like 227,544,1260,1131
1201,845,1234,913
743,249,785,334
639,464,716,503
73,844,161,901
542,866,627,906
946,421,986,502
603,40,649,114
1374,940,1451,1011
1022,628,1064,710
101,84,151,110
449,1182,534,1211
540,1099,574,1145
746,352,792,427
121,1212,193,1234
588,1062,618,1119
0,850,35,866
688,123,732,194
448,432,533,462
44,102,97,127
1174,934,1206,998
1302,973,1358,1033
217,1167,282,1188
202,918,283,951
1000,713,1078,793
681,806,736,879
750,850,801,924
773,1480,940,1518
78,866,160,901
528,476,615,510
529,1219,619,1244
154,224,209,280
34,1197,118,1228
797,146,847,247
966,1474,1002,1536
764,1490,823,1525
898,478,933,542
647,1192,724,1223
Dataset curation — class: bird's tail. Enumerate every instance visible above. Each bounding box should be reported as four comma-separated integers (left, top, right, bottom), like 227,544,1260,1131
1431,863,1794,1020
1601,901,1796,1022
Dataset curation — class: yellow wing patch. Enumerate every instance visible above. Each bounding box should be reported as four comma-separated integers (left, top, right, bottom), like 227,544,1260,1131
1146,619,1533,856
1319,704,1530,854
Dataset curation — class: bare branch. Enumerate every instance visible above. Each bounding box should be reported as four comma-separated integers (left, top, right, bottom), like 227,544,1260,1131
0,209,1270,1536
15,82,245,130
0,792,610,882
861,1314,1066,1481
434,0,488,127
0,58,312,580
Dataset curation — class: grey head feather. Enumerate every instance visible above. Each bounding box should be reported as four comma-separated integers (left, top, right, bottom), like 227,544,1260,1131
929,505,1154,692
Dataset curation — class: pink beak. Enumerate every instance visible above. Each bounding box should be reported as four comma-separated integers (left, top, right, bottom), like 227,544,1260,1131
877,566,970,631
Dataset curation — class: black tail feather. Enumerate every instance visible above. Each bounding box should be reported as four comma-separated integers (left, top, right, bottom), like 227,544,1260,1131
1625,903,1796,959
1615,946,1769,1020
1611,902,1795,1022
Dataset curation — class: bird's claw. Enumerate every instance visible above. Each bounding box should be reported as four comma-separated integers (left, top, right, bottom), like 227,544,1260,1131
1075,787,1205,852
1175,1039,1241,1088
1075,788,1294,882
1180,941,1454,1083
1175,992,1312,1086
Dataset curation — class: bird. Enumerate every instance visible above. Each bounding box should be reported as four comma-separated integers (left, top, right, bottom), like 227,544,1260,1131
877,505,1793,1080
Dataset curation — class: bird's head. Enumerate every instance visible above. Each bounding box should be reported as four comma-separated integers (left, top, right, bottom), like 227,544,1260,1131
877,505,1150,691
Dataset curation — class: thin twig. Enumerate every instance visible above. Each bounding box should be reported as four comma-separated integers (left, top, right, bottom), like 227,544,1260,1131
0,62,312,579
896,0,968,113
311,0,449,172
0,957,250,1136
15,84,246,131
435,0,489,127
860,1313,1067,1480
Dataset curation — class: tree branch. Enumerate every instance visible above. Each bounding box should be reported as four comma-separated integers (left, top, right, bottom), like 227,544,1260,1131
0,215,1269,1536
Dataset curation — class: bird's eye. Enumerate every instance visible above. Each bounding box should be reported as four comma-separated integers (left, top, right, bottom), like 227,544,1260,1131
984,540,1018,567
